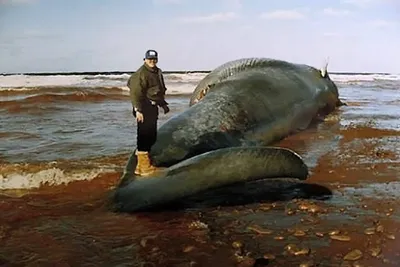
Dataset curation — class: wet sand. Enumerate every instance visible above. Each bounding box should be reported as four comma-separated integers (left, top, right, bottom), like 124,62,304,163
0,102,400,267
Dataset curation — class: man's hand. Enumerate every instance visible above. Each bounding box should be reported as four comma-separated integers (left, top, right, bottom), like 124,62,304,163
136,111,144,122
162,105,170,114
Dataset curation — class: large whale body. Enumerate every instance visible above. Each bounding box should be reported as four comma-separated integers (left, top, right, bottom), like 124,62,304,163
113,57,341,212
150,58,340,167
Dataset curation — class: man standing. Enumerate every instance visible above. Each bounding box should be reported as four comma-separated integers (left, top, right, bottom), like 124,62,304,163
127,49,170,176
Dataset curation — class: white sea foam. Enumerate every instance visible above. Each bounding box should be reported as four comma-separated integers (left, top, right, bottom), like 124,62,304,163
329,73,400,83
0,166,115,190
0,74,89,87
0,73,207,95
0,72,399,95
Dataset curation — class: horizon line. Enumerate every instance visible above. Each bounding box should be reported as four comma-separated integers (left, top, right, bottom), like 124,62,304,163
0,70,395,76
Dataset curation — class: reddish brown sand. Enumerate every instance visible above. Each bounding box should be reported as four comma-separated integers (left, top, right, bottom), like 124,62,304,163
0,109,399,266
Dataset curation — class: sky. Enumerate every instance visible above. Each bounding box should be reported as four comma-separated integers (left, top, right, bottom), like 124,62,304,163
0,0,399,73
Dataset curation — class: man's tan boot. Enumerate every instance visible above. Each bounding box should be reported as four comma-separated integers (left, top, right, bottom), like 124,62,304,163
134,150,142,175
135,151,165,176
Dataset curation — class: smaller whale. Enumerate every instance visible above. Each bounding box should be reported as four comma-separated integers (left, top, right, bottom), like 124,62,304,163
113,146,308,212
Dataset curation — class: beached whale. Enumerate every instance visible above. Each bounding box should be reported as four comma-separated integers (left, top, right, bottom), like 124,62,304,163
113,57,341,212
114,147,309,212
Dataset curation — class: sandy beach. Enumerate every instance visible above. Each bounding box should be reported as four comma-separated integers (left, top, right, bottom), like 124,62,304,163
1,94,399,266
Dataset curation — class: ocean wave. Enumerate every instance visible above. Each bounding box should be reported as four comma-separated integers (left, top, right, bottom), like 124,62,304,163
0,85,197,98
1,72,398,97
0,165,114,190
0,73,207,89
164,73,207,82
0,131,41,140
1,72,399,89
330,73,400,83
0,155,127,190
0,86,127,96
0,92,129,113
1,104,67,114
83,74,130,82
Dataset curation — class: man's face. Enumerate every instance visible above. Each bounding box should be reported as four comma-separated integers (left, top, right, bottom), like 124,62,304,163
145,58,158,68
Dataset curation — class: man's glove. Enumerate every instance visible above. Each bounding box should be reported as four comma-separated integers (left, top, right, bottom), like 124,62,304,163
162,105,170,114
